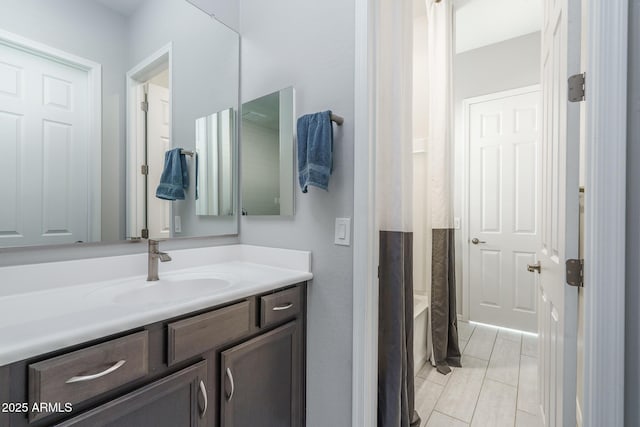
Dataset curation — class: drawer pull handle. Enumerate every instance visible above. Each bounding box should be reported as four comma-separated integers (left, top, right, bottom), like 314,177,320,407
226,367,235,401
199,380,208,417
65,360,126,384
272,303,293,311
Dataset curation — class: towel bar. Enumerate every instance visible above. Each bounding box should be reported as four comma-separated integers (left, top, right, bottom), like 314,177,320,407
330,113,344,126
180,150,194,157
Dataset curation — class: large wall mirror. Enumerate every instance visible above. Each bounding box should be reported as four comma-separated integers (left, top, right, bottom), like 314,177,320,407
0,0,239,248
241,87,295,216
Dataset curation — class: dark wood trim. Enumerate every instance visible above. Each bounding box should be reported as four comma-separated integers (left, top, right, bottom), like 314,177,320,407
28,331,149,422
2,283,306,427
54,361,207,427
260,286,302,328
167,300,251,366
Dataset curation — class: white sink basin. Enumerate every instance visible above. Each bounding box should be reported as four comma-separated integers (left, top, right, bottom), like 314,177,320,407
87,273,232,306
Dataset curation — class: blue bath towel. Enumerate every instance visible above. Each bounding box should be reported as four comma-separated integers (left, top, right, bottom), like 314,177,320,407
297,111,333,193
156,148,189,200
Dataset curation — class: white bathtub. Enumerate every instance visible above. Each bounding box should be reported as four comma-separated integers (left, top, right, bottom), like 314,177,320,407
413,294,430,375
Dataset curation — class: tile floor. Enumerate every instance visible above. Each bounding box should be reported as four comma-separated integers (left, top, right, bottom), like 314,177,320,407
415,322,541,427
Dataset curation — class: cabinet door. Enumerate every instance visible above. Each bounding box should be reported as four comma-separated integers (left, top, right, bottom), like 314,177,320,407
55,361,208,427
221,321,301,427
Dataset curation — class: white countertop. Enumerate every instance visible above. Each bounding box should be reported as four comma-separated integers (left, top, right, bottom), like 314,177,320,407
0,245,312,366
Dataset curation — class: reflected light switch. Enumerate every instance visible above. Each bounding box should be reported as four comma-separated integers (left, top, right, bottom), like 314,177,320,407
335,218,351,246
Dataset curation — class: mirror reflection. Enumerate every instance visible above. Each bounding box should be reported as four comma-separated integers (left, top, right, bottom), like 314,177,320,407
196,108,235,217
0,0,239,248
241,87,295,216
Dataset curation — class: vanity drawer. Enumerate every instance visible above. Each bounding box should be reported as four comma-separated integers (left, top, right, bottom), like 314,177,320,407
260,286,302,328
167,300,251,365
28,331,149,422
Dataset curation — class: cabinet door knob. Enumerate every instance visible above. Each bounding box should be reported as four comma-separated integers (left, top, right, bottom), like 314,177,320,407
199,380,208,418
226,367,235,401
65,360,126,384
272,303,293,311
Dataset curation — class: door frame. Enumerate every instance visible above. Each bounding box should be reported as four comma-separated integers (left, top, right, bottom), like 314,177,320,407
125,43,172,239
460,84,541,325
0,29,102,242
583,0,628,424
350,0,628,425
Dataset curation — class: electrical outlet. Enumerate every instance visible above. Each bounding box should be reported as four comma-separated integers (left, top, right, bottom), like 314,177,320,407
174,216,182,233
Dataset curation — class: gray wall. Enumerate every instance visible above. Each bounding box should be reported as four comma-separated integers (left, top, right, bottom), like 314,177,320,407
0,0,129,242
626,0,640,424
238,0,355,425
453,32,542,315
186,0,239,31
128,0,240,237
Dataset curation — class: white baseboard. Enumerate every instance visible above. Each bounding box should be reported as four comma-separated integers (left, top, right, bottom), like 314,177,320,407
414,354,428,376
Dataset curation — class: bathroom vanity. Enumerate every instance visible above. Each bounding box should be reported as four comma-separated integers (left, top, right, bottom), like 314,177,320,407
0,245,311,427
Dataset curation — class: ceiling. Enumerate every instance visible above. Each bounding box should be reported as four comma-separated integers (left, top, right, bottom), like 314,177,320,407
91,0,146,17
414,0,542,54
455,0,541,53
242,92,280,131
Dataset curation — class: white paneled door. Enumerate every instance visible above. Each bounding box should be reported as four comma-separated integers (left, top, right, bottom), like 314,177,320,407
147,83,171,240
468,87,541,333
538,0,580,425
0,42,89,247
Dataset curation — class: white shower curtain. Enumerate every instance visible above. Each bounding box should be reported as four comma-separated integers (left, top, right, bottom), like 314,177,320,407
375,0,420,426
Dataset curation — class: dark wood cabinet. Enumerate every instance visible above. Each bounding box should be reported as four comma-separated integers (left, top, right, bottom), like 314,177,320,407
2,283,306,427
220,321,302,427
55,361,208,427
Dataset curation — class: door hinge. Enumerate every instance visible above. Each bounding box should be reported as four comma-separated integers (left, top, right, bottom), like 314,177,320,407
568,73,586,102
141,228,149,239
140,101,149,112
566,259,584,287
141,165,148,175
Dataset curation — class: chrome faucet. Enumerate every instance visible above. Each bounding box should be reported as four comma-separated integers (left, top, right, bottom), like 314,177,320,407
148,239,172,281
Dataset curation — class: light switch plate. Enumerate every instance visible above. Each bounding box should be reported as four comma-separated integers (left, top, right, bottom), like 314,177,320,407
454,217,461,229
334,218,351,246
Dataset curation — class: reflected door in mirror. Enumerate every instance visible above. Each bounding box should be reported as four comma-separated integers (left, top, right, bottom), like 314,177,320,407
195,108,234,216
0,42,92,247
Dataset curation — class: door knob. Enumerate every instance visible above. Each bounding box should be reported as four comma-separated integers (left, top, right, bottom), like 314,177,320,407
471,238,486,245
527,261,541,274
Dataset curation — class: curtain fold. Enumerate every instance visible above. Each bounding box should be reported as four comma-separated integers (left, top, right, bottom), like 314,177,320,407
424,0,461,374
376,0,420,425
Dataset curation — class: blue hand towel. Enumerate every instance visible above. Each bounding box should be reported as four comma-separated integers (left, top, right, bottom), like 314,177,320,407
297,110,333,193
156,148,189,200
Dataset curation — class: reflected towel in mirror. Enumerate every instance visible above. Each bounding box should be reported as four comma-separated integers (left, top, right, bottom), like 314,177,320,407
156,148,189,200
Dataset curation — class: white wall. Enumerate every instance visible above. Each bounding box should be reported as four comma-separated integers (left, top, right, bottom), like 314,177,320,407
0,0,129,242
454,32,541,315
128,0,240,237
239,1,355,425
626,0,640,424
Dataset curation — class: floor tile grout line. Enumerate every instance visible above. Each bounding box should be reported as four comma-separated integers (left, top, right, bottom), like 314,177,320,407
513,337,525,427
425,339,479,426
468,327,497,426
429,410,471,426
